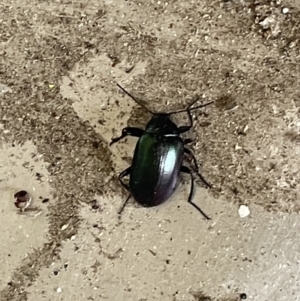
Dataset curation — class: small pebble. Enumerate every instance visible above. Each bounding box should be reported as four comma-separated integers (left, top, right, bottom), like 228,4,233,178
61,224,69,231
259,16,275,29
282,7,289,14
14,190,32,212
56,287,62,293
238,205,250,218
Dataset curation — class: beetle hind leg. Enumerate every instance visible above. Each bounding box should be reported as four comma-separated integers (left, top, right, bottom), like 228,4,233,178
181,166,211,220
118,166,132,191
118,194,131,216
117,167,132,217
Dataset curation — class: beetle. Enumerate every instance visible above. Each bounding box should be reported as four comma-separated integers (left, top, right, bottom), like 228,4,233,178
110,83,213,219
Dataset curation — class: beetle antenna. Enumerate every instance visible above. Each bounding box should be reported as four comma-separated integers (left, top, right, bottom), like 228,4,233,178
117,83,155,115
169,98,214,115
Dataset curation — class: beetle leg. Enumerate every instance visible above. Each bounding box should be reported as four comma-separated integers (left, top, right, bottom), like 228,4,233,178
178,107,194,134
178,99,213,133
178,125,191,134
183,138,193,145
110,127,144,146
184,148,212,189
118,166,132,191
180,166,211,220
118,194,131,216
118,167,132,216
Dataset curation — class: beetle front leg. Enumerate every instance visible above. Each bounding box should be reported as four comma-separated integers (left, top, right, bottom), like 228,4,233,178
110,127,144,146
183,138,193,145
178,100,213,134
184,148,212,189
180,166,211,220
178,107,194,134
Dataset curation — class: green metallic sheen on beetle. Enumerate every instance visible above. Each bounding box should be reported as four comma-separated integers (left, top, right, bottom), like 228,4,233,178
130,115,184,207
110,84,213,219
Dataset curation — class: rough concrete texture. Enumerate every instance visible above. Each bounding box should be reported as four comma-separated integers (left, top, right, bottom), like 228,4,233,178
1,0,300,300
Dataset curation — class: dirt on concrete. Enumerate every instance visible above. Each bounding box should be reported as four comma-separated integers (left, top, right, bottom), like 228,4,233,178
0,0,300,300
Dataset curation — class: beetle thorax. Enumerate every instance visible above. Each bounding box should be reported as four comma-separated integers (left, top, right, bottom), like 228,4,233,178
145,114,179,136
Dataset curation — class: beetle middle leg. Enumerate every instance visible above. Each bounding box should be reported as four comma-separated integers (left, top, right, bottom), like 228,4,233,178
110,127,144,146
184,147,212,188
180,166,211,220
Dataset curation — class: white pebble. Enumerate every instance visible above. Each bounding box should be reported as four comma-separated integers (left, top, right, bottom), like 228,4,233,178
57,287,62,293
282,8,289,14
238,205,250,218
61,224,69,231
259,16,275,29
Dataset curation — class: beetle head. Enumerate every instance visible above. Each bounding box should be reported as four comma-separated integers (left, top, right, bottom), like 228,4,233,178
145,113,179,135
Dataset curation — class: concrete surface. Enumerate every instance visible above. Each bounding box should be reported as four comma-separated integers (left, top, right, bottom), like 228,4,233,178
1,0,300,300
